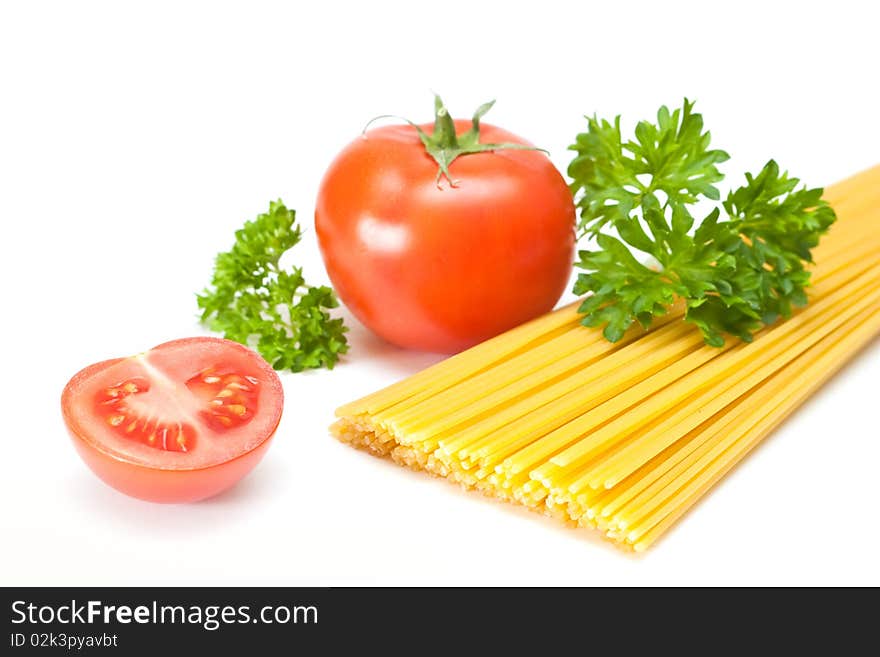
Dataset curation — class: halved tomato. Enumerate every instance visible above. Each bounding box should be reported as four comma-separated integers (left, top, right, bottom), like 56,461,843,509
61,337,284,503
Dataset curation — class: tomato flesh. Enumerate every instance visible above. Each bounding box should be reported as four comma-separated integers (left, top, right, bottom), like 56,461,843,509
62,337,284,502
186,369,261,432
94,375,198,452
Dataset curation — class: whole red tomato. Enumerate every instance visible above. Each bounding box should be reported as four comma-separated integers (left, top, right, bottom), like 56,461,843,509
315,98,575,353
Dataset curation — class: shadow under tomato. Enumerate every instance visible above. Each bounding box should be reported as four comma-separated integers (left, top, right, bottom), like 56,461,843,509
70,456,287,535
335,305,444,377
199,456,288,506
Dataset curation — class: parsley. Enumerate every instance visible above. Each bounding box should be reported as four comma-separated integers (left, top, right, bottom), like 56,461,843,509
568,99,836,346
197,200,348,372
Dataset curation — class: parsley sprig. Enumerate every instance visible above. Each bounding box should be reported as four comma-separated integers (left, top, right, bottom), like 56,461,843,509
568,99,836,346
197,200,348,372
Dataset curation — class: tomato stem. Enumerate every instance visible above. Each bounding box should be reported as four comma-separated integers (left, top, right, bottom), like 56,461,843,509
363,95,547,188
430,95,459,150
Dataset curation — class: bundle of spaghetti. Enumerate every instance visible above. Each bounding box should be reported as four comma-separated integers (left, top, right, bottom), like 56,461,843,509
332,165,880,551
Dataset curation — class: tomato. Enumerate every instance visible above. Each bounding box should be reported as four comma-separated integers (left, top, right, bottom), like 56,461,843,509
315,98,575,353
61,337,283,503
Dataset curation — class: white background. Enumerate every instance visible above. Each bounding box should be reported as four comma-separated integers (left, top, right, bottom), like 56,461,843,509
1,1,878,586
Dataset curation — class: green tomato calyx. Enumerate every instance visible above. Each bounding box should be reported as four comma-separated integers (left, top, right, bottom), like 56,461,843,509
363,95,546,188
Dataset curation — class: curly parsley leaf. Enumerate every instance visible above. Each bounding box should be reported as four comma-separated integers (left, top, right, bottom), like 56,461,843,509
197,200,348,372
568,100,836,346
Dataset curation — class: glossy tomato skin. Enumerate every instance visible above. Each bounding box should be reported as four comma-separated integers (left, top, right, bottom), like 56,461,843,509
67,426,274,503
61,338,283,504
315,120,575,353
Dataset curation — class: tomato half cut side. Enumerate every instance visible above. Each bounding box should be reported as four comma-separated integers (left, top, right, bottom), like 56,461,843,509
61,337,284,503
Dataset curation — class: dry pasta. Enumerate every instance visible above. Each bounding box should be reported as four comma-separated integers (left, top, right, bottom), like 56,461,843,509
331,165,880,551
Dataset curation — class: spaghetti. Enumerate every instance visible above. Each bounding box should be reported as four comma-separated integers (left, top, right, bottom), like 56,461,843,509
331,165,880,551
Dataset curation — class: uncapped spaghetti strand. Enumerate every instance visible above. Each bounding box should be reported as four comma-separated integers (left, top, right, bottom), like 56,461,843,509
613,364,828,533
459,333,701,467
525,261,880,500
384,304,689,432
330,165,880,552
406,319,691,442
819,164,880,206
335,301,584,417
434,320,698,458
507,243,880,480
625,305,880,541
444,320,695,455
583,410,736,522
384,323,619,430
505,338,739,476
560,271,880,500
592,378,778,523
629,306,880,551
546,257,880,474
583,272,880,490
596,287,880,526
813,214,880,262
342,176,877,421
